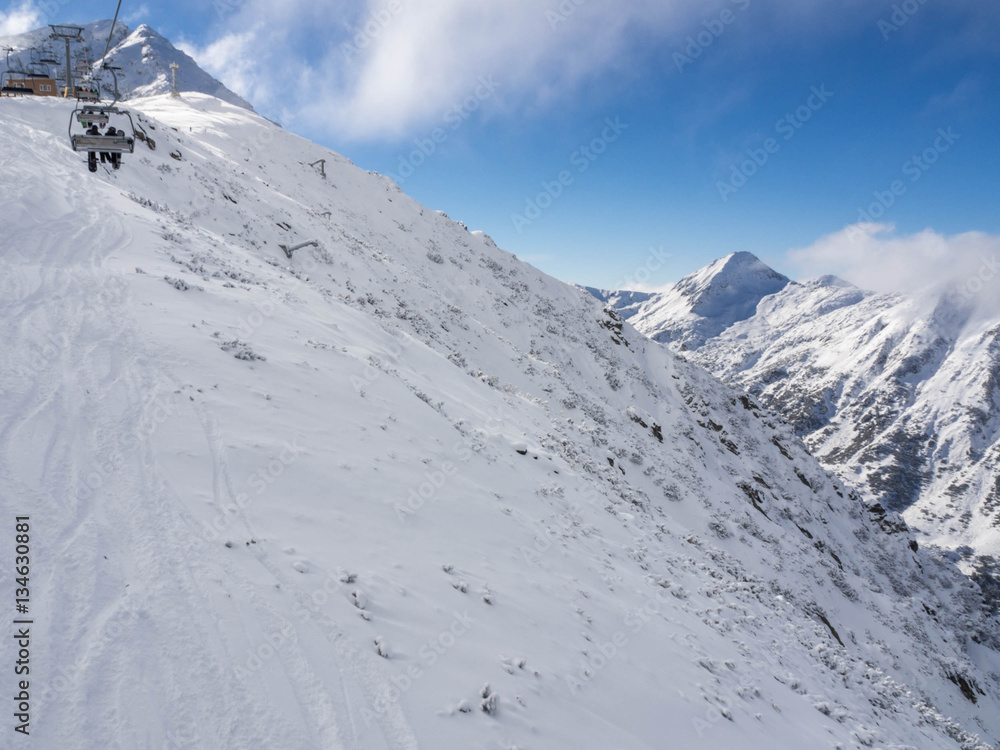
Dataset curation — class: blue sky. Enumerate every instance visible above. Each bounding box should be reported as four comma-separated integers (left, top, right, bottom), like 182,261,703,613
3,0,998,291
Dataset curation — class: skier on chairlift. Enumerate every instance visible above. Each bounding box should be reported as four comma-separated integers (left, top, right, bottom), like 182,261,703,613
86,124,100,173
100,126,117,167
68,14,136,173
106,127,121,169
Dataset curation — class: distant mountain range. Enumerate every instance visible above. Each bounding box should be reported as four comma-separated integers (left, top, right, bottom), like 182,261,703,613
592,252,1000,560
0,20,252,110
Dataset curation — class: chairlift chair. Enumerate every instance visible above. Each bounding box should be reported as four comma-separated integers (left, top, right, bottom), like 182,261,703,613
26,50,50,77
76,108,110,127
73,84,101,101
39,45,59,66
98,62,124,104
73,60,99,99
69,104,135,171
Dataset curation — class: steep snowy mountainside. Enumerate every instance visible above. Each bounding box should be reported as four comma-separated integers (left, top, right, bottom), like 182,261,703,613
695,282,1000,558
1,95,999,749
617,254,1000,560
0,21,252,110
624,252,791,350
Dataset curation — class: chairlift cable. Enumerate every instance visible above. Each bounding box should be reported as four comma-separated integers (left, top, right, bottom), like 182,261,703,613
100,0,124,64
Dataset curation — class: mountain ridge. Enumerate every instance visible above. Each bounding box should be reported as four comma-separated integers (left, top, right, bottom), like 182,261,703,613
607,253,1000,560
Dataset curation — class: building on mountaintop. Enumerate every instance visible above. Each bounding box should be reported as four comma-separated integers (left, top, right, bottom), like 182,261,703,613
3,77,57,96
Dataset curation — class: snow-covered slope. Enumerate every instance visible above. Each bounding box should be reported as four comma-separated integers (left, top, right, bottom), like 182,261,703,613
617,257,1000,561
625,252,791,351
2,95,999,750
0,21,252,110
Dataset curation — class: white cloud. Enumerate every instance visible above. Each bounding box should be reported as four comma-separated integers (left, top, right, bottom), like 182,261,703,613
316,0,661,138
921,76,980,117
0,1,42,37
177,30,262,104
180,0,765,140
123,4,151,26
787,223,1000,312
183,0,993,143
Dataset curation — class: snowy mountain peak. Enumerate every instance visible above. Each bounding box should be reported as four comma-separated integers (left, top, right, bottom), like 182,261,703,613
613,252,791,350
709,250,774,273
805,273,856,288
677,251,790,313
101,23,253,109
0,21,252,111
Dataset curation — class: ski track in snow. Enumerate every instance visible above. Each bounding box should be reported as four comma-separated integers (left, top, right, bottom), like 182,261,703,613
0,115,414,749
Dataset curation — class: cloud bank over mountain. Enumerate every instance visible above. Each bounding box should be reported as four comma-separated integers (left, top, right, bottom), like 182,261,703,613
788,223,1000,314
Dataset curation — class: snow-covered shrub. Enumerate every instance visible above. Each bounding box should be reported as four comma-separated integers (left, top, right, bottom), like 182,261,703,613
481,684,499,715
214,335,266,361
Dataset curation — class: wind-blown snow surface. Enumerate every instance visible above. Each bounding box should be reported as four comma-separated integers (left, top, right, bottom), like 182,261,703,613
0,21,252,110
1,95,999,749
620,259,1000,559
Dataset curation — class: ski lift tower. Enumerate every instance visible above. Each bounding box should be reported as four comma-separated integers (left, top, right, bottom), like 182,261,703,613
49,25,83,97
1,47,12,92
169,62,180,98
